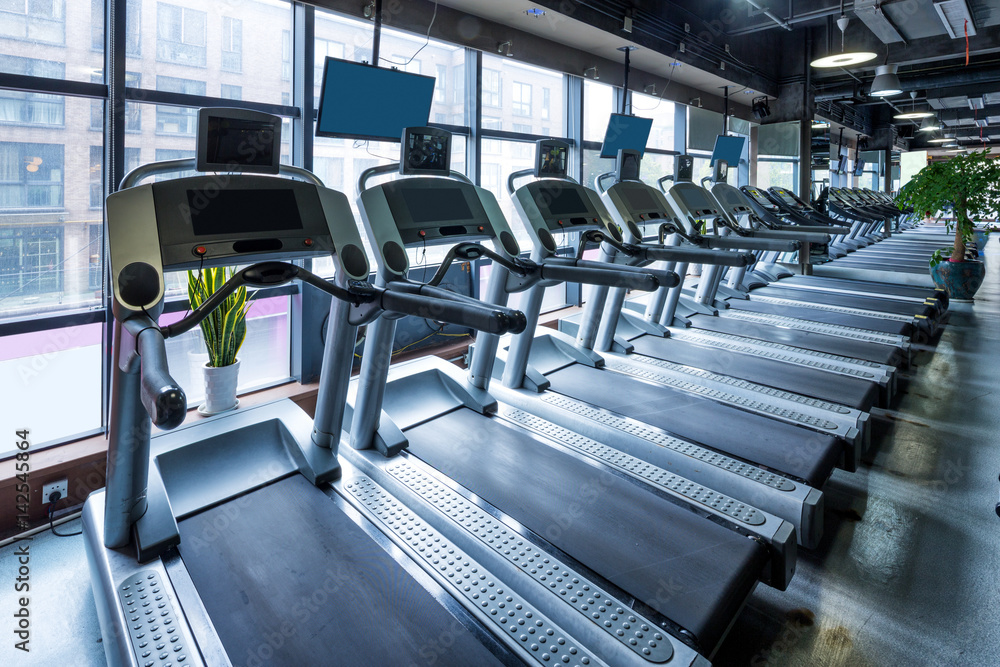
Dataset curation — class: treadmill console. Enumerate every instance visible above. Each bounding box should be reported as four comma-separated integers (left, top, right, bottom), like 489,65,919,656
709,182,752,216
769,187,806,210
607,181,678,241
381,179,497,246
668,182,720,219
196,107,281,175
741,186,780,211
109,176,366,314
713,160,728,184
616,148,641,182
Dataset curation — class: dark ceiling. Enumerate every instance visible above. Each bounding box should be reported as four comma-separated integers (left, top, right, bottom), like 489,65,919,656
530,0,1000,149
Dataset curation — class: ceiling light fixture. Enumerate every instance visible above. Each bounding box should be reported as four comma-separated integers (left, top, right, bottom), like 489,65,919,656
810,12,877,68
919,116,941,132
894,91,933,119
928,137,952,143
752,96,770,119
870,64,902,97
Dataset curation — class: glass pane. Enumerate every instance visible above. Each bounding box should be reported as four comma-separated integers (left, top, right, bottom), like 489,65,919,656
480,138,537,251
157,294,291,408
582,148,615,193
0,1,104,82
756,161,796,192
630,91,674,151
128,0,292,105
0,97,104,319
381,26,466,127
0,322,103,453
481,53,564,137
638,152,675,189
584,79,614,143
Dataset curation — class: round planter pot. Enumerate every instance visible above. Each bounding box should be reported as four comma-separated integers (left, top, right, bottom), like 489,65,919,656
929,259,986,302
201,359,240,416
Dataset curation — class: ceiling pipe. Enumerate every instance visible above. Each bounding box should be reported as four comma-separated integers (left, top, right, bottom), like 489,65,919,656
743,0,794,31
815,66,1000,101
728,2,857,36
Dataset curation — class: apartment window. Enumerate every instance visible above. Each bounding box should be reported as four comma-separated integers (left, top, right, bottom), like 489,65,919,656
0,142,63,209
0,225,62,297
435,64,446,103
87,224,102,290
512,125,533,158
0,56,64,126
482,69,501,107
89,145,102,208
541,87,550,120
221,17,242,73
314,38,345,96
452,67,464,104
282,30,291,81
155,76,205,135
220,84,242,101
0,0,65,45
512,82,532,117
156,3,207,67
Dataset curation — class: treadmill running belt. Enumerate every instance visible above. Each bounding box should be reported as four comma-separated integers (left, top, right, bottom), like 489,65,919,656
751,286,935,318
629,336,879,411
688,316,902,366
405,408,767,654
726,299,912,336
178,475,504,666
547,364,843,487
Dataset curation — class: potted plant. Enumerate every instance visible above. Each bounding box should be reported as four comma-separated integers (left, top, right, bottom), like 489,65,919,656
896,149,1000,300
188,266,252,414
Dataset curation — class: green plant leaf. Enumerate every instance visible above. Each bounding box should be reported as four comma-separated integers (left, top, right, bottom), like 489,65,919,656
187,265,250,367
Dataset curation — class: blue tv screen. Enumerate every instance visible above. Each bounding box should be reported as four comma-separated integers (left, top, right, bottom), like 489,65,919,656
710,135,746,167
599,113,653,159
316,57,435,142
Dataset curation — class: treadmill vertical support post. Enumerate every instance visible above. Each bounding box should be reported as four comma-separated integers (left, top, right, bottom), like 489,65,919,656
311,272,360,451
575,241,617,349
468,264,512,390
501,283,546,389
103,318,153,549
349,275,406,455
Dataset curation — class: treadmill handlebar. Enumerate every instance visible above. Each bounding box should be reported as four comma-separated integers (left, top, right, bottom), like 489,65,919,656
124,317,187,430
379,286,527,335
699,236,800,253
639,245,755,267
541,257,676,290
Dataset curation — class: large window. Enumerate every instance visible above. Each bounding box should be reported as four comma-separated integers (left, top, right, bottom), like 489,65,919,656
0,56,64,125
156,3,207,67
482,54,563,136
757,160,797,192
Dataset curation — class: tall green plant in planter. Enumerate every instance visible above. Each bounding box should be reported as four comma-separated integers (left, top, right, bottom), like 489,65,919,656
188,267,252,413
896,149,1000,299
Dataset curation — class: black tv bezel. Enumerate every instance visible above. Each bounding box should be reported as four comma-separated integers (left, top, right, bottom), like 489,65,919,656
315,56,436,143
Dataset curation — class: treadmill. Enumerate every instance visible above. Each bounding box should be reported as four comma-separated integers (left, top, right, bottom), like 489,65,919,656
343,128,793,660
761,186,950,306
83,109,573,667
470,141,866,548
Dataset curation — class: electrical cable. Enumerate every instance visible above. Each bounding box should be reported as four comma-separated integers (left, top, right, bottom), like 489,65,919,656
379,2,438,67
47,493,82,537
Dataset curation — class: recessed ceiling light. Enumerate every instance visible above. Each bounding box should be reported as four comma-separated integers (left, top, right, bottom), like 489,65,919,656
525,8,545,18
810,52,878,68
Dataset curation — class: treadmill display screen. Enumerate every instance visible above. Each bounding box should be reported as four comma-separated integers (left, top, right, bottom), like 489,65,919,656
774,189,799,207
542,187,589,216
676,187,714,212
187,189,303,236
623,186,658,212
401,187,473,223
204,117,276,167
746,188,773,206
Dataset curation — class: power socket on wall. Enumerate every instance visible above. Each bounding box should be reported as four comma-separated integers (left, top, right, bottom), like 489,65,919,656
42,479,68,504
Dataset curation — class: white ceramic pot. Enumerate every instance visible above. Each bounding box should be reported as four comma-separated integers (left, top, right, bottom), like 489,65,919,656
201,359,240,415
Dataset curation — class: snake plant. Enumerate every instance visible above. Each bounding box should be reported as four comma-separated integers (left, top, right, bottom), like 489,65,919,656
187,267,251,367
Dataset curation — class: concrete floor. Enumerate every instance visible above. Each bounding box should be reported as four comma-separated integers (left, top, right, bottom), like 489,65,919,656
2,239,998,667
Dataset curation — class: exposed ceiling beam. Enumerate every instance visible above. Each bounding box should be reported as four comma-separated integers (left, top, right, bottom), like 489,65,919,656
726,2,858,36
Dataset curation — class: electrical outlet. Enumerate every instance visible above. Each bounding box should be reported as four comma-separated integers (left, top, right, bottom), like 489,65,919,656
42,479,68,504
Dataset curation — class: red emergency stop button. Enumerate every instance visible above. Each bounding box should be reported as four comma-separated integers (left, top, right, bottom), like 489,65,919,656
303,238,314,247
193,245,207,256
